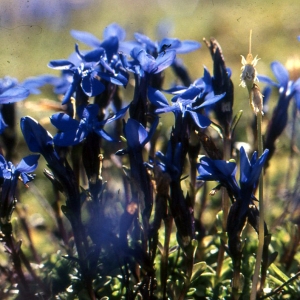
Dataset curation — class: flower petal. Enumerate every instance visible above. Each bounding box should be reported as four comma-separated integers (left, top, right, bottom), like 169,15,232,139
103,23,126,41
148,87,169,108
270,61,289,89
50,113,79,131
81,75,105,97
154,50,176,74
20,117,53,154
16,155,40,173
175,40,201,54
186,111,211,128
125,118,148,149
70,30,102,48
48,60,75,70
100,104,129,126
0,87,30,104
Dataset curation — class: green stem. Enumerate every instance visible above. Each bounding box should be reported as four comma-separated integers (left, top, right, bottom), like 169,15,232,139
250,111,264,300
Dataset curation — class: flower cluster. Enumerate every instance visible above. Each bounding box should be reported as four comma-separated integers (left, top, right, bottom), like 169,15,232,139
0,21,299,300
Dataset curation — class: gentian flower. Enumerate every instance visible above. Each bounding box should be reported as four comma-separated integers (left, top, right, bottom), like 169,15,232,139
0,154,39,223
20,116,82,213
148,83,225,129
197,156,240,198
197,146,269,256
0,76,31,134
128,47,176,77
0,76,30,104
116,117,159,156
134,32,201,56
21,116,54,157
258,61,300,164
197,146,269,204
133,32,200,86
48,43,128,105
154,142,182,181
51,103,129,146
70,23,136,58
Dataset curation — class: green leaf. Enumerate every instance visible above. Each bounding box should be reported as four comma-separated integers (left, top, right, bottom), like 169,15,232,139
191,261,207,283
269,264,290,282
210,121,223,139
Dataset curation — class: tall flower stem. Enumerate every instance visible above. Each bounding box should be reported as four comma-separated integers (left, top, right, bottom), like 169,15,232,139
251,110,264,299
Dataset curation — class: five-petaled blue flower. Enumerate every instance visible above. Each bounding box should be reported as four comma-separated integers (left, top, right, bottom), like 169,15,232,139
51,103,129,146
258,61,300,107
134,32,201,56
258,61,300,163
126,47,176,77
197,146,269,209
115,117,159,155
148,83,225,128
48,43,128,105
0,154,40,222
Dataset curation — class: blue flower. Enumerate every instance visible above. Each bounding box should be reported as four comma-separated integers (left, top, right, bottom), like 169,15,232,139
127,47,176,76
48,52,104,105
20,116,54,157
152,141,183,181
258,61,300,97
48,43,128,105
0,77,30,104
197,146,269,205
51,103,129,146
0,154,39,223
70,23,136,58
197,146,269,256
258,61,300,163
134,32,201,55
116,117,159,155
197,156,240,197
0,154,40,184
148,83,225,128
0,76,31,134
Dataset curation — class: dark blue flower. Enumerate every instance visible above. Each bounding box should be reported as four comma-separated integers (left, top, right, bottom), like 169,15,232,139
51,103,129,146
258,61,300,111
197,156,240,197
134,32,201,55
128,47,176,76
197,146,269,204
258,61,300,164
0,77,30,104
148,84,225,128
21,74,60,95
152,141,183,181
0,76,31,134
0,154,40,184
239,147,269,189
116,117,159,155
0,154,39,222
20,116,54,156
48,55,104,104
70,23,136,58
48,43,128,104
